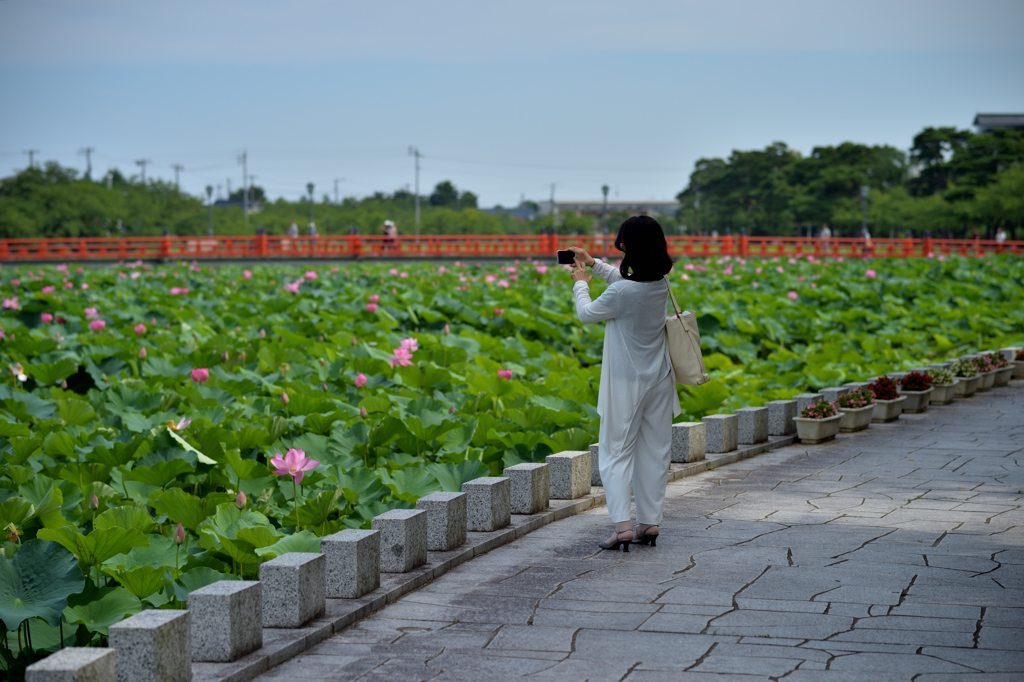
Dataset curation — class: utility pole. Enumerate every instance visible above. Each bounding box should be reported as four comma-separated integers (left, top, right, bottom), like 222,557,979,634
237,150,248,233
23,149,40,169
601,184,609,236
860,185,869,237
135,159,152,184
171,164,184,188
307,182,315,226
549,183,557,233
334,178,344,204
78,147,95,179
205,185,214,237
408,146,421,236
226,178,232,197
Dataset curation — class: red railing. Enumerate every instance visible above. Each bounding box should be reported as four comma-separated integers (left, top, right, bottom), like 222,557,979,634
0,235,1020,262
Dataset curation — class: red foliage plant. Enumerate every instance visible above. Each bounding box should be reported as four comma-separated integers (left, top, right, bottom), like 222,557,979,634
869,376,900,401
898,371,934,392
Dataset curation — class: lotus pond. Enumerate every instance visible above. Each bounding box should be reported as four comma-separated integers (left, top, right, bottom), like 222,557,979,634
1,253,1022,672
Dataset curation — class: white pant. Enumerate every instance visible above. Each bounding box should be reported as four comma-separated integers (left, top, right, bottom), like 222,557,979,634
598,372,675,525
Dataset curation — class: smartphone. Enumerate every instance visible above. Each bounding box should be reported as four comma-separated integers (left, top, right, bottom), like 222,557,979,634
556,250,576,265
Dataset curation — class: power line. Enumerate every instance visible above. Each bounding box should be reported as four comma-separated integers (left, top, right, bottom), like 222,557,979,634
135,158,152,183
78,147,95,179
23,149,40,168
171,163,184,188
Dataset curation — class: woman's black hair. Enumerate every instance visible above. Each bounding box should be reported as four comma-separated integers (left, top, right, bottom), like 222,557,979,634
614,215,673,282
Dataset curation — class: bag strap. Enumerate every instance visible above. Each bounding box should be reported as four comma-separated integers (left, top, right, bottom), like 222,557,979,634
664,276,683,318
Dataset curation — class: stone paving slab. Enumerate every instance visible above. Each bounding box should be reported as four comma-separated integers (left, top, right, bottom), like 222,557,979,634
245,383,1023,680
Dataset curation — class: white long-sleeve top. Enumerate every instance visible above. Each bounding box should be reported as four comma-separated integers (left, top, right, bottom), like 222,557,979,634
573,260,681,422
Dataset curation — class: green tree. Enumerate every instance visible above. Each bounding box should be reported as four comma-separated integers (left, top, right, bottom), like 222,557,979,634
429,181,459,207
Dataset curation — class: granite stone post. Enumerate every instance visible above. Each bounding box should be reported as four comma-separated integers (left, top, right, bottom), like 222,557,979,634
461,477,511,531
795,393,824,415
1000,347,1019,362
108,610,190,682
322,529,380,598
259,552,326,628
702,414,738,454
588,443,602,486
416,491,467,551
546,451,591,499
670,422,706,462
187,580,262,662
371,509,428,573
766,400,797,436
503,463,549,515
820,386,850,403
735,406,769,445
843,382,869,390
26,648,116,682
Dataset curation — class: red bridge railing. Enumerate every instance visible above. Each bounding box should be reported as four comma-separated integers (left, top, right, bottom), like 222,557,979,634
0,235,1020,262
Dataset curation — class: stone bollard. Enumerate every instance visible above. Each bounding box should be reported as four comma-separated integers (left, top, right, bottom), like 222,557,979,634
670,422,706,462
462,477,511,531
372,509,428,572
588,444,602,486
999,347,1018,363
546,451,591,499
109,610,190,682
735,407,769,445
187,580,262,662
766,400,797,436
702,414,738,454
26,648,116,682
322,529,380,598
416,492,467,551
259,553,326,628
503,463,549,514
820,387,850,403
795,393,824,415
843,382,869,390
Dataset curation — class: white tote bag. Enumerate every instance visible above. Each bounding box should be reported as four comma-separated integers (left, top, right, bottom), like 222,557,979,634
664,277,710,386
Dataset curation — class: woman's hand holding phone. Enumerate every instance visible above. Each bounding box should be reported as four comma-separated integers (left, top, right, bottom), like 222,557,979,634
567,246,595,267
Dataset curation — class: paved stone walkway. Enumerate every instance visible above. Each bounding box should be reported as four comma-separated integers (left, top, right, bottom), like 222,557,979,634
257,385,1024,681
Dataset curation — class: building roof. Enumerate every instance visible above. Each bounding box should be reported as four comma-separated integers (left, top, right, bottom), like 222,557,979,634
973,113,1024,131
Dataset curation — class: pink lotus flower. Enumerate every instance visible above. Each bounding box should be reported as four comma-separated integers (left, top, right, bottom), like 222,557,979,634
190,368,209,383
535,265,548,274
354,373,367,387
243,270,252,280
399,272,408,278
64,282,73,289
41,313,53,323
388,346,414,367
787,291,798,300
389,268,399,276
755,267,763,274
494,308,504,316
497,370,513,380
368,294,380,303
775,266,784,274
366,303,379,313
131,271,141,280
84,307,98,318
284,280,301,294
139,346,147,359
80,283,89,290
304,270,318,279
865,269,877,279
681,274,691,281
173,417,191,431
752,281,759,288
269,448,320,484
11,279,20,286
42,286,55,294
169,287,189,295
235,491,247,509
399,337,419,353
485,274,497,283
497,279,510,288
133,323,146,335
89,319,106,332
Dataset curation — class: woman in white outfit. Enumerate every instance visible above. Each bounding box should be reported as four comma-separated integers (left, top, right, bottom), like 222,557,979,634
569,216,681,552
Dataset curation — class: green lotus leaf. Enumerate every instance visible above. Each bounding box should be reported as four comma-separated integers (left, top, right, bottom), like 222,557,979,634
253,530,321,560
94,504,157,534
171,567,238,602
108,565,170,600
425,460,489,493
38,526,149,566
56,399,97,427
149,488,210,531
63,583,142,635
121,459,194,488
0,539,84,629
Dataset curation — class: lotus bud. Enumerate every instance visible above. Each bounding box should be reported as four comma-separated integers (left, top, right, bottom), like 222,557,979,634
450,404,455,414
5,523,18,543
443,324,450,335
281,391,289,405
322,383,328,392
221,351,229,362
61,380,68,389
139,346,147,359
90,494,99,509
360,405,368,419
319,335,324,342
351,336,358,346
259,328,266,338
174,522,185,545
235,491,247,509
240,351,246,362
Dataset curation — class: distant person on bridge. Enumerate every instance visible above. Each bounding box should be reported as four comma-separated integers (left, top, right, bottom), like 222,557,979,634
382,220,397,251
996,228,1007,243
289,221,299,239
567,216,679,553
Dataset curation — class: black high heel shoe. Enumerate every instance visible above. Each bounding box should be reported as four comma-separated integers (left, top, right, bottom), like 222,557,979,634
599,529,632,552
632,526,659,547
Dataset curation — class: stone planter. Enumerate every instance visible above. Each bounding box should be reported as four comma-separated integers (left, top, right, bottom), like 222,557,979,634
977,370,996,392
1013,360,1024,380
955,375,979,397
898,387,932,414
794,414,842,444
930,381,958,406
872,396,905,423
993,366,1013,387
838,404,874,433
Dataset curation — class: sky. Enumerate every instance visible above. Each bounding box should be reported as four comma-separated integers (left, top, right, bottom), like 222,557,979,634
1,0,1022,208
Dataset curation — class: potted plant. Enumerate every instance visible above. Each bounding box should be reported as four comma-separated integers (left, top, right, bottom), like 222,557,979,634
973,354,998,391
897,371,934,414
951,358,980,397
836,387,875,432
1015,348,1024,380
794,400,842,444
928,367,958,405
989,352,1013,387
869,376,905,423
